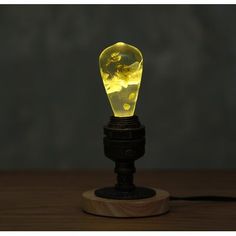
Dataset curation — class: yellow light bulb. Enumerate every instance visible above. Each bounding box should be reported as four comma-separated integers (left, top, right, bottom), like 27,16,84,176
99,42,143,117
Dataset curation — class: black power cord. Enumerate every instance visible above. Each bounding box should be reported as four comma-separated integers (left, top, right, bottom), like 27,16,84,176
170,195,236,202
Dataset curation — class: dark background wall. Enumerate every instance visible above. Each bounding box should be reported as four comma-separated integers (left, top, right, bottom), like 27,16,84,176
0,5,235,169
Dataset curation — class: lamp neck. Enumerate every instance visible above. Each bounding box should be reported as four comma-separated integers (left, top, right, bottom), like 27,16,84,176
104,115,145,192
95,115,156,200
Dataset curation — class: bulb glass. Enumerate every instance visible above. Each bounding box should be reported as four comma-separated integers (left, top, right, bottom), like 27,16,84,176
99,42,143,117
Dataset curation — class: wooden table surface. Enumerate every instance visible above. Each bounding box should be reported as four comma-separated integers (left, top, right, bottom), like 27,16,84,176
0,170,235,230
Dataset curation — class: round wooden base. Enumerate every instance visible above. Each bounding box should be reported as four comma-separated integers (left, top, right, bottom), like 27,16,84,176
81,188,170,218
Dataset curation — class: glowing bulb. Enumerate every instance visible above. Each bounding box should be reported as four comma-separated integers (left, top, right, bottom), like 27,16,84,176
99,42,143,117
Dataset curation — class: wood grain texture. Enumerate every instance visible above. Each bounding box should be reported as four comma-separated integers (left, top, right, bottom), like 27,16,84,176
0,170,235,230
82,188,169,217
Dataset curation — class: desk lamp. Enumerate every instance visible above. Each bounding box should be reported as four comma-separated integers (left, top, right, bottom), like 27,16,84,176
81,42,170,218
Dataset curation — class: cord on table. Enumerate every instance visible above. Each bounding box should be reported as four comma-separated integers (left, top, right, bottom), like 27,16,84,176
170,195,236,202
